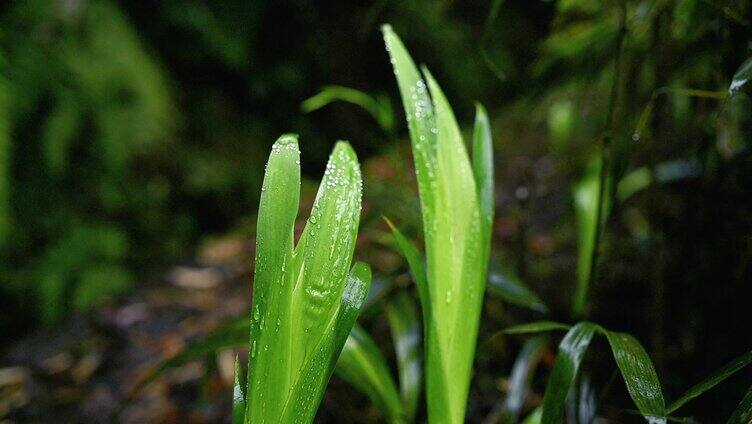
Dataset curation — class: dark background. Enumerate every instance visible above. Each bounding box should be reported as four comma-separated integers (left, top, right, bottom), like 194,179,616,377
1,0,751,422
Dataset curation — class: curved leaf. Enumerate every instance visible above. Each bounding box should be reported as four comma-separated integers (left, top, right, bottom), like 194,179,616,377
301,85,394,133
667,350,752,414
727,383,752,424
602,330,665,421
336,325,405,424
541,322,598,424
386,291,423,421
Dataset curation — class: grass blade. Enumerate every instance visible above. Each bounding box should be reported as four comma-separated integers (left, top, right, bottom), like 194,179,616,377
386,291,423,421
572,158,602,317
502,336,548,422
504,321,571,335
602,330,666,421
383,25,491,423
727,384,752,424
233,355,246,424
667,350,752,414
473,103,495,251
384,217,428,313
729,56,752,95
541,322,599,424
336,324,406,424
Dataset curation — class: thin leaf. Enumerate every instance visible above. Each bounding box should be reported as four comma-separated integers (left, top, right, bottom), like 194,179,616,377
727,383,752,424
572,158,608,317
384,217,428,314
667,350,752,414
233,355,246,424
602,330,666,421
473,103,495,250
502,336,548,422
521,406,542,424
386,292,423,421
541,322,598,424
336,325,406,424
383,25,491,423
301,85,394,133
504,321,571,335
280,262,372,423
487,263,548,313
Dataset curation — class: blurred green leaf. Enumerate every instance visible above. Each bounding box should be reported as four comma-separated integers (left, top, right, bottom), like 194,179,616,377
383,25,493,423
336,325,406,424
727,384,752,424
502,336,548,423
572,158,610,317
487,263,548,313
504,321,571,335
302,85,395,134
667,350,752,414
385,292,423,422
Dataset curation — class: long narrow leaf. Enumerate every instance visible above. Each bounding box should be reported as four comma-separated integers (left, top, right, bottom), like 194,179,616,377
602,330,666,421
727,384,752,424
386,291,423,421
572,159,601,317
504,321,571,335
383,25,492,424
336,324,405,424
541,322,598,424
473,103,495,249
667,350,752,414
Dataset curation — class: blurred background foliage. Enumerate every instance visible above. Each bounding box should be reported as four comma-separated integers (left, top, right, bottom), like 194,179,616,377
0,0,750,421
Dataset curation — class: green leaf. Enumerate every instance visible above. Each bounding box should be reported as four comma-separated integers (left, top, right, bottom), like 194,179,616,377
667,350,752,414
541,322,599,424
233,355,246,424
246,136,366,423
487,264,548,313
473,103,495,251
280,262,372,423
301,85,394,134
336,325,406,424
522,406,542,424
386,292,423,421
502,336,548,422
539,322,667,423
727,383,752,424
504,321,571,335
572,157,610,317
384,218,429,317
383,25,492,424
602,331,665,420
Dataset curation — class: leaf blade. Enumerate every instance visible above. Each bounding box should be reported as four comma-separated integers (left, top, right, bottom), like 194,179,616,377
336,325,406,424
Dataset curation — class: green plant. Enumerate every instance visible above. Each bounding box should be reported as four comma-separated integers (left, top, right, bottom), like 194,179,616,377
382,25,494,423
233,134,371,423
